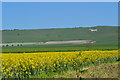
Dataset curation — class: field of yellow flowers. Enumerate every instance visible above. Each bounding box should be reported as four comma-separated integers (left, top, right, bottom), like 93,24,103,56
1,50,119,78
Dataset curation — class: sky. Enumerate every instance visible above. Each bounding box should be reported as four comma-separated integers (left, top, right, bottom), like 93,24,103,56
2,2,118,30
2,0,120,2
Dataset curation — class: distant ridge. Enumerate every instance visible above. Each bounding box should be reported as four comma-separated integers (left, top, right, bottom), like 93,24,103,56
2,26,118,47
2,26,118,31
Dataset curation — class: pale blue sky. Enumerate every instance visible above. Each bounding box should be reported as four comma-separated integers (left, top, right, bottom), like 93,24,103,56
2,0,120,2
3,2,118,29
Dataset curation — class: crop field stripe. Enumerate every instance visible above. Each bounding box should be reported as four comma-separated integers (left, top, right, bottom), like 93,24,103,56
2,50,119,78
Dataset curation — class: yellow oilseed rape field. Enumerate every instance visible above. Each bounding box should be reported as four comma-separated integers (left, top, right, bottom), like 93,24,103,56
1,50,119,78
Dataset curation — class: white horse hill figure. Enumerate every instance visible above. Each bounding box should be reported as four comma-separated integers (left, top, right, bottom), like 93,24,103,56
89,28,97,32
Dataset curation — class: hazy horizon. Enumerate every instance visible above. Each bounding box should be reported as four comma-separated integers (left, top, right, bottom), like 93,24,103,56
1,25,118,30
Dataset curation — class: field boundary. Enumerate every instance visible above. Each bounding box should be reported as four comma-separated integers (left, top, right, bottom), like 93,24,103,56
1,40,95,47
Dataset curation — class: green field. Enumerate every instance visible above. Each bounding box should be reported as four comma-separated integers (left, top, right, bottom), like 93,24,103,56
2,26,118,53
1,26,119,79
2,44,118,53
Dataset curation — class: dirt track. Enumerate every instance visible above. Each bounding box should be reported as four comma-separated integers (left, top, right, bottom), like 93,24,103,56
44,40,94,44
1,40,95,47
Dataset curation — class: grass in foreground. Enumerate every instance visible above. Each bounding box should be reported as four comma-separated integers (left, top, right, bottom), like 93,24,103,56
53,62,119,78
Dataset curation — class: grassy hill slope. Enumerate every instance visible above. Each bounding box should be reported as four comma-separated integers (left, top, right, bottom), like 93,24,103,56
2,26,118,46
2,26,118,53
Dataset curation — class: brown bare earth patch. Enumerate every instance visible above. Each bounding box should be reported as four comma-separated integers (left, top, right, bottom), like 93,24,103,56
1,40,95,47
44,40,94,44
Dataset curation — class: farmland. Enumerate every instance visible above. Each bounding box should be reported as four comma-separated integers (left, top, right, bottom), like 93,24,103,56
2,26,118,45
2,26,118,53
2,50,119,78
1,26,119,79
2,45,118,53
